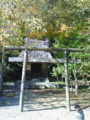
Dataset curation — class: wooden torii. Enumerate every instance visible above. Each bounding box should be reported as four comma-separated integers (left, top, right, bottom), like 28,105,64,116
0,46,84,112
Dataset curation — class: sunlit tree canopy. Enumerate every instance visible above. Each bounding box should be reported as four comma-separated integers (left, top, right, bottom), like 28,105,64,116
0,0,90,46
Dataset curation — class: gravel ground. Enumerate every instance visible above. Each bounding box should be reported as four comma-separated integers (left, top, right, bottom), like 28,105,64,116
0,88,90,120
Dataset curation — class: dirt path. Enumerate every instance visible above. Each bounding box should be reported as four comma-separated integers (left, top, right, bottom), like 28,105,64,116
0,88,90,120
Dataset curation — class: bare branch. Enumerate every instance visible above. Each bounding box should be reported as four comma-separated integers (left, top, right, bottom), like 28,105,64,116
48,13,74,19
77,62,84,73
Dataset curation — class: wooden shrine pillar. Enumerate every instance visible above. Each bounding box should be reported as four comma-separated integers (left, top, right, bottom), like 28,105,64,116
0,47,5,96
64,51,70,111
19,49,28,112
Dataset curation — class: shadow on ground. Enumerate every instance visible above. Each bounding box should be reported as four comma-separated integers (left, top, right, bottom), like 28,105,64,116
1,86,89,112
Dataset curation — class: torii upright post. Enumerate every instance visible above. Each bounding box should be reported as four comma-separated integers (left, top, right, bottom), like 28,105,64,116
0,47,5,96
19,49,28,112
64,50,70,111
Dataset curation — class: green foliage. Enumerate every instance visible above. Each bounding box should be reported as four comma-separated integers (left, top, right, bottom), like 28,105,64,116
0,0,90,45
51,64,65,81
82,87,90,91
0,47,22,82
5,93,16,97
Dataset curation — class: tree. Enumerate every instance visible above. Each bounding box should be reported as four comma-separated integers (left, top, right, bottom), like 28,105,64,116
0,0,46,46
0,0,90,46
51,64,64,81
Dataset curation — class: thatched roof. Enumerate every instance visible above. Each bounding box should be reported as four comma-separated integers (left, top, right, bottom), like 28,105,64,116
25,38,50,48
19,38,52,59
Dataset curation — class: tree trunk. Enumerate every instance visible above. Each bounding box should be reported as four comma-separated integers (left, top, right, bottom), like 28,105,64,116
73,63,78,96
75,79,78,96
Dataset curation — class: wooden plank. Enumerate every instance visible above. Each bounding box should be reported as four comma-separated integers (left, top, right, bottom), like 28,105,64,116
29,58,65,63
5,46,84,52
9,57,65,63
9,57,23,62
69,59,81,63
9,57,81,63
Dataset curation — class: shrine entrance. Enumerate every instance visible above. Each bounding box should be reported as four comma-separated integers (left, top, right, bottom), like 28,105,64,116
31,63,42,78
0,46,84,112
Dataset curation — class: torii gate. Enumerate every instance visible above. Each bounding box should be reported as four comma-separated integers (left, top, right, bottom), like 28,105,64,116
0,46,84,112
